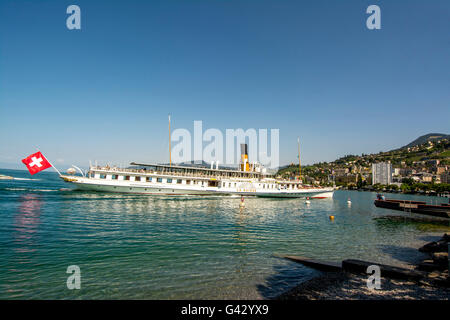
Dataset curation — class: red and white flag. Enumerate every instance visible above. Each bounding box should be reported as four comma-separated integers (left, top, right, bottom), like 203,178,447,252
21,151,52,175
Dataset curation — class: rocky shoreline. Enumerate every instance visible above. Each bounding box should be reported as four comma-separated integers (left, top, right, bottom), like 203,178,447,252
277,234,449,300
415,234,449,288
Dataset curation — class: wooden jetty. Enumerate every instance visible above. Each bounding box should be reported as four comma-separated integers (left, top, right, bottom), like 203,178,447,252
283,255,342,272
374,198,450,219
280,255,426,281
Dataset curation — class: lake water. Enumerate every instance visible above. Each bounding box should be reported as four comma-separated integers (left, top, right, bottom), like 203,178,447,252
0,169,448,299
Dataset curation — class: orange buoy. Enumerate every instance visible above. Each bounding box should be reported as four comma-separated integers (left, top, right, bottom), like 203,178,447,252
329,215,335,220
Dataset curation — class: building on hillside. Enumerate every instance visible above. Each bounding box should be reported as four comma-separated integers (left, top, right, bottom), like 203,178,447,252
436,166,448,175
335,174,358,185
398,168,414,176
392,175,403,184
433,175,441,184
372,162,393,185
426,159,440,166
441,172,450,184
333,168,349,176
415,172,433,183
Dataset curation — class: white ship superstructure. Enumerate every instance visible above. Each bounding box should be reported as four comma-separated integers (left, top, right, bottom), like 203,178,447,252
60,144,334,198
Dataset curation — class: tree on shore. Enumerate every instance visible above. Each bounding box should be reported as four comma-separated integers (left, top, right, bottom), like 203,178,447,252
357,174,363,189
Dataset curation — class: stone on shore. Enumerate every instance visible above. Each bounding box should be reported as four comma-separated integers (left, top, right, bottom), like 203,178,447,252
417,261,447,272
432,252,449,265
419,233,449,253
419,241,447,253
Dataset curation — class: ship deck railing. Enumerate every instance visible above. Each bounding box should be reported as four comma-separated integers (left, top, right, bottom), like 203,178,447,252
88,166,319,188
89,166,265,180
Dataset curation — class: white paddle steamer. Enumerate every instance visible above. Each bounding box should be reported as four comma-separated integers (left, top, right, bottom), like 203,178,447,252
60,144,334,198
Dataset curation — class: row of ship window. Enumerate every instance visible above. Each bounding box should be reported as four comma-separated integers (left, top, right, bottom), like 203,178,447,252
95,173,204,185
221,182,277,189
92,173,300,189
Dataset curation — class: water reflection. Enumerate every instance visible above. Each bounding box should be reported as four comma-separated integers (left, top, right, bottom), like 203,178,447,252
13,194,42,253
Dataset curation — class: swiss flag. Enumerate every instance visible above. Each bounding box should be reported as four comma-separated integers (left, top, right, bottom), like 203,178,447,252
21,151,52,175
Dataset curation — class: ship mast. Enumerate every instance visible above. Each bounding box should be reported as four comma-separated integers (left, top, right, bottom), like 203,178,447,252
169,114,171,167
297,137,302,181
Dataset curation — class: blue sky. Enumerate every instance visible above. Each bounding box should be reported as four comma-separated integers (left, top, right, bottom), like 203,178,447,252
1,0,449,170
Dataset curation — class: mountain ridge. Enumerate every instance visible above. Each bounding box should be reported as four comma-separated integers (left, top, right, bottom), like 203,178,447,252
401,133,450,149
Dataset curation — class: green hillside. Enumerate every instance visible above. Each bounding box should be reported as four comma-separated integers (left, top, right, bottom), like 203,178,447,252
277,136,450,181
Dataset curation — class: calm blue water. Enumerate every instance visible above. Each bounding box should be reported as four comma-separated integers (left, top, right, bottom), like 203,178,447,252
0,169,448,299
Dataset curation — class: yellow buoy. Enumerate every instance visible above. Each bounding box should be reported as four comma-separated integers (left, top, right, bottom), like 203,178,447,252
329,215,335,220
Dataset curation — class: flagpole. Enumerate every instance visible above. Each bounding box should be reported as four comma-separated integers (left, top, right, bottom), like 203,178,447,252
45,158,63,176
36,147,62,176
297,137,302,181
168,114,172,167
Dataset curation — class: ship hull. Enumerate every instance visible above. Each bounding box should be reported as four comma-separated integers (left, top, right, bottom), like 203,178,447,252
62,176,334,198
255,190,334,198
69,180,219,196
